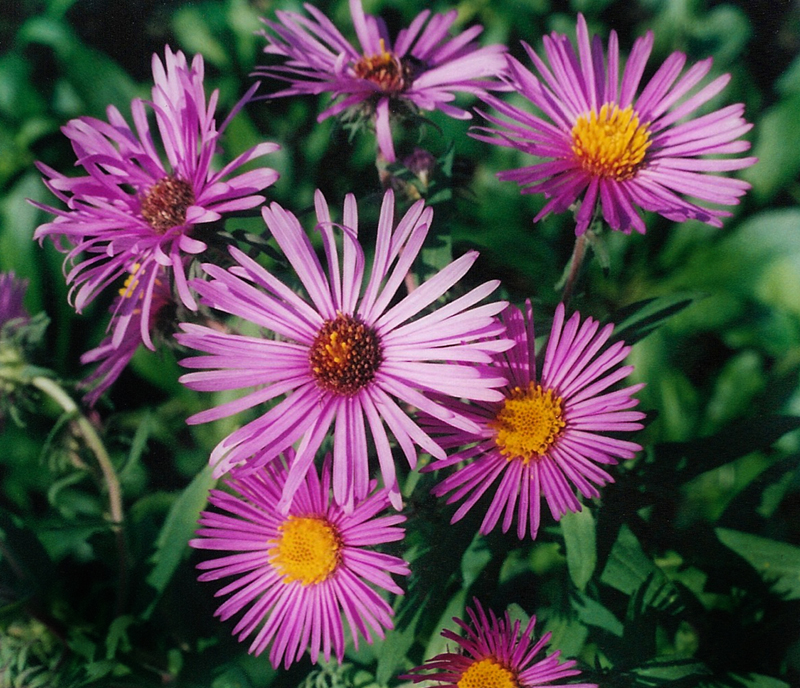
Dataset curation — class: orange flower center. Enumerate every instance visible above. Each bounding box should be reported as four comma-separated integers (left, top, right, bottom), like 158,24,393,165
140,176,195,233
309,313,383,396
488,383,566,463
457,658,519,688
269,515,342,586
571,104,651,181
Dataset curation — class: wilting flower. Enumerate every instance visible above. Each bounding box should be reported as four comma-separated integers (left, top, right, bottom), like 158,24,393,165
79,264,175,406
257,0,507,162
472,14,756,234
404,599,597,688
0,273,29,334
33,46,279,349
177,188,510,510
424,302,644,540
190,454,409,668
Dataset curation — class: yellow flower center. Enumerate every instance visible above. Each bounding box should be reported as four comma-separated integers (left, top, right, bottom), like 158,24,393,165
489,383,566,463
457,658,519,688
353,38,408,94
309,313,383,396
140,176,195,233
269,515,342,586
571,104,651,181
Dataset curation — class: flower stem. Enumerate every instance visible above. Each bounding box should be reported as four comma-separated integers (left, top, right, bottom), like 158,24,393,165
561,232,588,308
31,375,128,615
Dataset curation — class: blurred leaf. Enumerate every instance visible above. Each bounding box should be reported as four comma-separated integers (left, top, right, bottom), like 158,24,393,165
725,674,791,688
18,16,139,116
144,463,216,618
716,528,800,599
703,351,765,431
171,5,232,70
561,506,596,590
104,615,135,660
649,416,800,488
610,294,697,346
741,94,800,202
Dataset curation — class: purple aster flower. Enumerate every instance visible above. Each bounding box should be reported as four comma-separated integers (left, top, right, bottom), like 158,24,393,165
471,14,756,234
256,0,508,162
0,273,29,332
403,599,597,688
190,454,410,668
177,188,511,511
79,264,175,406
423,301,644,540
33,46,279,349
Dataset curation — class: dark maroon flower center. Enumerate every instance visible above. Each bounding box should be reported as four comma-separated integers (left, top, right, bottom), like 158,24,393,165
353,41,413,95
309,314,383,396
140,176,196,233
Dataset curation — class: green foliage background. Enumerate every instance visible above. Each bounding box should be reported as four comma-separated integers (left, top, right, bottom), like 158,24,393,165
1,0,799,686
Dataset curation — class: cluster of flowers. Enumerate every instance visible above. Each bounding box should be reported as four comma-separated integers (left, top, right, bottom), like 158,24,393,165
27,0,753,681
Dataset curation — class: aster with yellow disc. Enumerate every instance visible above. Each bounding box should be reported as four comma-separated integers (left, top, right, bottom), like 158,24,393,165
471,14,756,234
404,599,597,688
423,301,644,540
190,453,409,669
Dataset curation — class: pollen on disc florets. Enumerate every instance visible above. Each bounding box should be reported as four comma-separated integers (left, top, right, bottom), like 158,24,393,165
457,658,519,688
309,313,383,396
269,515,342,587
140,176,196,233
489,382,566,463
353,39,412,95
571,103,652,181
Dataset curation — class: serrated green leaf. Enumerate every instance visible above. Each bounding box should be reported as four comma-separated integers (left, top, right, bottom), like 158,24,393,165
716,528,800,599
144,463,216,618
561,506,596,590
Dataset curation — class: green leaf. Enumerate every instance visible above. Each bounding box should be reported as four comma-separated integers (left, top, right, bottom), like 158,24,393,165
461,535,491,589
727,674,791,688
561,506,596,590
600,525,657,595
741,93,800,202
144,463,216,618
716,528,800,599
375,606,421,685
572,592,624,637
105,615,135,660
609,293,697,346
649,416,800,487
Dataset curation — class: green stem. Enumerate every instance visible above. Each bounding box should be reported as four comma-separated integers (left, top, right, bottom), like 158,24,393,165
31,375,128,616
561,232,588,308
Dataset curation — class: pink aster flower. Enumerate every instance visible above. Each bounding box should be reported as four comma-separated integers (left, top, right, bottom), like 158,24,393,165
33,46,279,349
177,188,511,511
257,0,507,162
79,264,175,406
404,599,597,688
471,14,756,234
423,301,644,540
190,454,410,668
